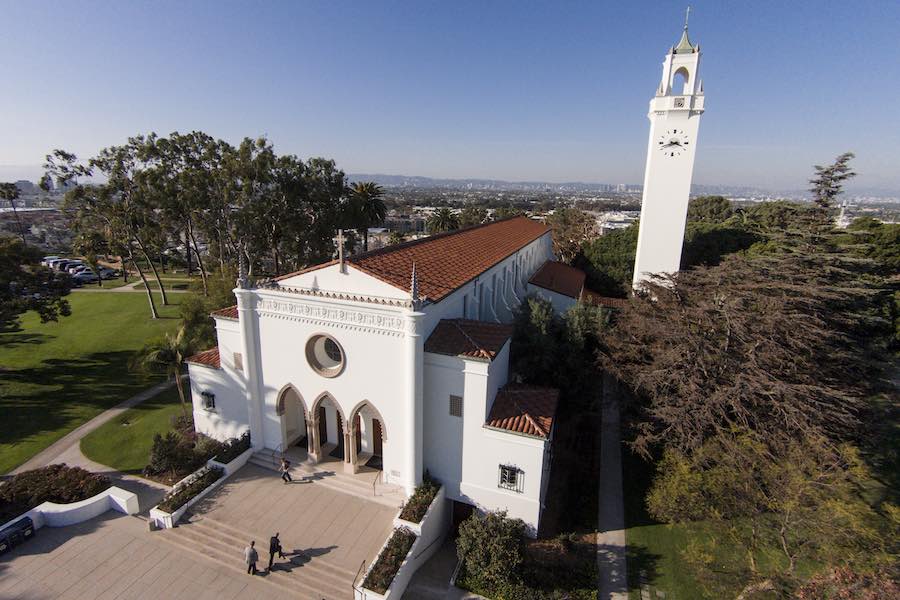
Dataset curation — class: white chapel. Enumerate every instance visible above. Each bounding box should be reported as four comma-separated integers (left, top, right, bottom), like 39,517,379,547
185,22,703,535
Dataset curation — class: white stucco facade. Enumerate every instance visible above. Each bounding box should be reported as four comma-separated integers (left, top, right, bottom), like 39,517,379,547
633,25,705,287
188,221,558,532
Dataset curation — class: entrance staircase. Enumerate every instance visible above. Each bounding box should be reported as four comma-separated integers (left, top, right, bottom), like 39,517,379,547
247,448,406,509
156,512,355,599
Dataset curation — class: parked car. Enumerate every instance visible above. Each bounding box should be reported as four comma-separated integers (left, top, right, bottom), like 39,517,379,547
41,256,60,266
67,263,86,274
0,516,35,554
54,260,75,272
98,267,119,279
73,271,99,284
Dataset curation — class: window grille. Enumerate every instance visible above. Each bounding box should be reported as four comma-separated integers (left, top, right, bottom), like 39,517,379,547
200,391,216,410
498,465,524,493
449,395,463,418
233,352,243,372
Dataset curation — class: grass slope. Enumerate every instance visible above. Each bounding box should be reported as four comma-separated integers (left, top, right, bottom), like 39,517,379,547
80,387,184,474
0,293,182,473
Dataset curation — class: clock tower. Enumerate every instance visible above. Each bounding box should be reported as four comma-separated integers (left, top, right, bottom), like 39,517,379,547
632,17,705,288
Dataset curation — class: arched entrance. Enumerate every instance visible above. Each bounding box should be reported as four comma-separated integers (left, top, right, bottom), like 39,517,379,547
275,384,308,453
346,401,388,474
308,393,347,464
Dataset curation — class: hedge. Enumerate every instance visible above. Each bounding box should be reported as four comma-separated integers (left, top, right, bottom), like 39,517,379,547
213,431,251,464
157,465,223,513
362,527,416,593
398,474,440,523
0,464,111,522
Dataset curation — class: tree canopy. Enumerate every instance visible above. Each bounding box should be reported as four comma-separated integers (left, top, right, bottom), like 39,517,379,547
0,236,72,330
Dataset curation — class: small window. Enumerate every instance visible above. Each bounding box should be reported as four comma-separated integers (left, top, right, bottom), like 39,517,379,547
233,352,243,372
498,465,523,492
324,338,342,363
449,395,463,418
200,391,216,410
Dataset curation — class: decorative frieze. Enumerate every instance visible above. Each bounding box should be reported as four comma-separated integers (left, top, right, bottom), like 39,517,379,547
256,297,408,336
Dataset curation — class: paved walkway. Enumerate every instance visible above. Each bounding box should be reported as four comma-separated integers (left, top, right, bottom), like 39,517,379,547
597,374,628,600
8,379,179,512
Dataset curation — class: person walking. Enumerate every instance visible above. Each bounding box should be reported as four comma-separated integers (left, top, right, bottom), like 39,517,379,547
244,540,259,575
280,457,292,483
267,532,286,572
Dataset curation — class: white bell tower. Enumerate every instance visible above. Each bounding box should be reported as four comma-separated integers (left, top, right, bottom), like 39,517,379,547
632,12,705,288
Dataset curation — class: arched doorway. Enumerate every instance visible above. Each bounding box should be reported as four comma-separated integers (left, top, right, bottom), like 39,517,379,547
309,393,346,464
346,401,388,474
275,385,308,453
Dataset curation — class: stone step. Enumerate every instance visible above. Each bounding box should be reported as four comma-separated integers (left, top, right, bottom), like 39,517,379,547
247,453,404,509
158,523,349,600
187,515,357,585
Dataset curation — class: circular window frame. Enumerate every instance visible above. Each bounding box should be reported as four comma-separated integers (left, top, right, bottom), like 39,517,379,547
305,334,346,378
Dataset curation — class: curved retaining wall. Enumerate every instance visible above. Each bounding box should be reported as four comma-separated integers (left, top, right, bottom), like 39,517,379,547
0,486,139,532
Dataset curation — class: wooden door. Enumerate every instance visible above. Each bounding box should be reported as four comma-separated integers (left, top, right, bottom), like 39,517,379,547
354,415,362,454
372,419,383,456
318,406,327,443
336,414,344,446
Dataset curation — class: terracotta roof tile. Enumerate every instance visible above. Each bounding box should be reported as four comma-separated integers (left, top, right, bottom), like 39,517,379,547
211,305,238,319
529,260,586,299
186,347,220,369
486,384,559,439
276,217,549,302
424,319,513,361
581,289,629,309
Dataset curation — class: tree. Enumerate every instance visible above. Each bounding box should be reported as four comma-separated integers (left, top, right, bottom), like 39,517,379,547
492,205,523,220
809,151,856,210
426,207,459,233
458,205,488,228
0,236,71,330
686,195,734,224
0,183,25,244
546,207,597,264
578,222,639,297
457,511,526,589
348,181,386,251
387,231,406,245
132,326,195,417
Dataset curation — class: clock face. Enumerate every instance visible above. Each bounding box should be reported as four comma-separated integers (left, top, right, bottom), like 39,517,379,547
658,129,690,157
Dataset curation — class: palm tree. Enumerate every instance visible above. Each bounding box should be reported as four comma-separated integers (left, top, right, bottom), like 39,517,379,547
0,183,25,244
132,326,195,418
427,208,460,233
348,182,386,251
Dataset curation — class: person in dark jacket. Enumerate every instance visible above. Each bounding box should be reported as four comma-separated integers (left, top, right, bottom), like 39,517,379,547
267,532,286,571
244,540,258,575
280,458,292,483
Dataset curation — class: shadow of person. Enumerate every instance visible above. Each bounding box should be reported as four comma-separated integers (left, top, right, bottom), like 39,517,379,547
284,545,339,568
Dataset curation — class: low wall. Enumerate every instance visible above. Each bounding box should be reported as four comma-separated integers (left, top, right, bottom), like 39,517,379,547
0,486,139,532
356,485,450,600
149,447,253,529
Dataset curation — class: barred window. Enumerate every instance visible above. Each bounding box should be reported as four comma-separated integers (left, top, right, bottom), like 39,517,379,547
233,352,243,372
449,395,463,418
498,465,523,493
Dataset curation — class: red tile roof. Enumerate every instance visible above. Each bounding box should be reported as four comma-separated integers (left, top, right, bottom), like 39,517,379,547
486,384,559,439
277,217,549,302
186,347,221,369
581,289,630,309
211,305,238,320
529,260,586,299
424,319,513,361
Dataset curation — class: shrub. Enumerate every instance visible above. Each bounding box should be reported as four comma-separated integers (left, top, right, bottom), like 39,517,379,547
0,464,111,522
213,431,251,464
157,465,223,513
193,434,225,462
398,473,439,523
144,431,194,477
362,527,416,593
456,510,526,589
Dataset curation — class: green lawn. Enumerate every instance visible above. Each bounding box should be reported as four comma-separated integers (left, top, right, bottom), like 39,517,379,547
80,387,184,474
0,293,183,473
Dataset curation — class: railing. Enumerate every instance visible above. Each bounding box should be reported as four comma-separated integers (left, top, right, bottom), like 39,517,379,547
372,469,382,497
352,559,366,596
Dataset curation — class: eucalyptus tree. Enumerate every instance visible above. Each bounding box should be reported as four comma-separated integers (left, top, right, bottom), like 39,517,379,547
299,157,349,266
348,181,386,251
0,183,25,243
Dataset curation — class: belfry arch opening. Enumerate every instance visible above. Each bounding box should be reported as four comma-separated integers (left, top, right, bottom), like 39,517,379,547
672,67,690,95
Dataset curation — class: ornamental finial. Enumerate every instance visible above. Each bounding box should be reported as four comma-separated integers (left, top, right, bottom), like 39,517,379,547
410,262,420,306
685,5,691,30
237,244,250,289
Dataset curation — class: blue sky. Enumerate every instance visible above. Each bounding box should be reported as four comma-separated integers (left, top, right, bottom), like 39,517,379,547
2,1,899,191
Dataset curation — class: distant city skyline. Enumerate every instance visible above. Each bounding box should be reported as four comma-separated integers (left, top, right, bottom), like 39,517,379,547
2,1,899,192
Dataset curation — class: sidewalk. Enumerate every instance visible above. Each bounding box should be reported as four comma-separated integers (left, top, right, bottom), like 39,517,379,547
8,378,179,511
597,373,628,600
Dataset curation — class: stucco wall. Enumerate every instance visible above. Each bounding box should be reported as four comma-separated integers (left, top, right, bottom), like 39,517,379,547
189,363,248,442
526,283,578,314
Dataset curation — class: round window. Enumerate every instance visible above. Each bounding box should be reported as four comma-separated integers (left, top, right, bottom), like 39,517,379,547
305,334,346,378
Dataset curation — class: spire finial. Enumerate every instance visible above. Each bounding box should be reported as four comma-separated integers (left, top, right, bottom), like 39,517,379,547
410,261,420,306
684,5,691,30
237,242,250,289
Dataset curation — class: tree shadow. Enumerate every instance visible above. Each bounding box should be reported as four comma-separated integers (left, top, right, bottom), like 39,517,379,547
0,332,48,348
623,543,662,595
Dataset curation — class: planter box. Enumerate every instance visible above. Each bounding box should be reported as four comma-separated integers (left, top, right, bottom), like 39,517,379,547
356,485,450,600
207,446,254,477
0,486,139,533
